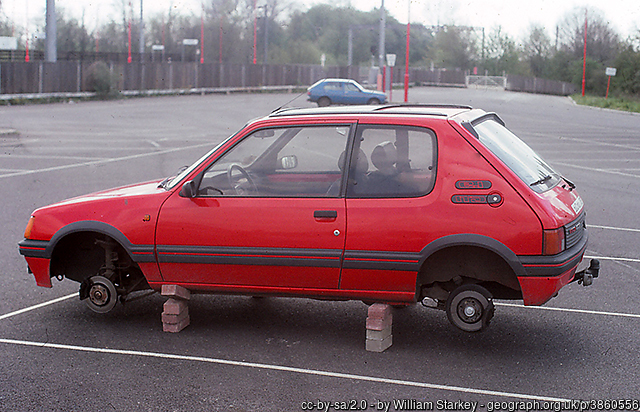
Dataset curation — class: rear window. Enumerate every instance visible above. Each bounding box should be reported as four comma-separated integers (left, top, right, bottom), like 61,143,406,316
474,119,560,193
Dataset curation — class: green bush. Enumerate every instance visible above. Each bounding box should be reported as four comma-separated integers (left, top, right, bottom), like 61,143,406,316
86,62,118,99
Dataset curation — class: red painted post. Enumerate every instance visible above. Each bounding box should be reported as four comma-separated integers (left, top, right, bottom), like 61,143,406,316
581,10,587,96
127,19,132,63
252,0,257,64
389,66,393,102
404,1,410,102
606,76,611,99
200,1,205,64
382,66,386,94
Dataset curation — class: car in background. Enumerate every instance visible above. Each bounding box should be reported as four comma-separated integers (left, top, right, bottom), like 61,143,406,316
307,78,387,106
19,104,599,333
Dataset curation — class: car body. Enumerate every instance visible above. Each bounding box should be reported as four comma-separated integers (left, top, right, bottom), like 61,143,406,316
19,104,599,332
307,78,388,106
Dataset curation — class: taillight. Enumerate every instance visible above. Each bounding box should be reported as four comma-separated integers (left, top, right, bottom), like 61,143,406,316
543,228,565,255
24,216,35,239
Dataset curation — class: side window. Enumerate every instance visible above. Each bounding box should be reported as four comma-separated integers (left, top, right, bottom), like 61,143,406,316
197,125,351,198
347,125,437,198
345,83,360,92
324,82,342,92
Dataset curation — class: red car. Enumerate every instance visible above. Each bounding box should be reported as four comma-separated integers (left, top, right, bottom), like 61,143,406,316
19,104,599,332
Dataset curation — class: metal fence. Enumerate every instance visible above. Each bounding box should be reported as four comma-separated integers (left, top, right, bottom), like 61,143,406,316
0,60,467,96
506,74,577,96
0,59,576,97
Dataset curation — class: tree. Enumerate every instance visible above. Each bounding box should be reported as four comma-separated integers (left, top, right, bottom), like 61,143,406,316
431,26,475,70
613,45,640,95
523,25,552,77
557,7,621,64
482,26,523,75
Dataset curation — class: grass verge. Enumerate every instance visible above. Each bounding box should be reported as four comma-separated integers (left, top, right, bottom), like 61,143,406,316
572,94,640,113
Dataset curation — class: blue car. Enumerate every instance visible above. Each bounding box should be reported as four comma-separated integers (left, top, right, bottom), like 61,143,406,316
307,78,388,106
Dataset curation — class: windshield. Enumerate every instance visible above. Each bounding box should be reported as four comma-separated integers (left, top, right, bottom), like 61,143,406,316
473,119,560,193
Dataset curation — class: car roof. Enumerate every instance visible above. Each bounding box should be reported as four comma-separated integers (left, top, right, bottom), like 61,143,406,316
269,104,474,119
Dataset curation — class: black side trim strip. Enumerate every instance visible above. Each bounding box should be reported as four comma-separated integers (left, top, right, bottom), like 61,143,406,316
157,245,343,268
343,250,421,272
518,231,588,276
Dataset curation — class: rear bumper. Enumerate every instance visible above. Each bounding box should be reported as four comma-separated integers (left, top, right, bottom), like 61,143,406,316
516,231,589,305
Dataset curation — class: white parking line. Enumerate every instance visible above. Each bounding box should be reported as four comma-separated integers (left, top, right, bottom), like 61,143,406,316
0,142,213,180
496,303,640,319
0,293,76,321
552,161,640,179
585,254,640,263
589,224,640,233
0,337,570,402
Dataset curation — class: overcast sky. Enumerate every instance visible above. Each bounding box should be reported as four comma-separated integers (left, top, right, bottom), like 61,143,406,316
2,0,639,40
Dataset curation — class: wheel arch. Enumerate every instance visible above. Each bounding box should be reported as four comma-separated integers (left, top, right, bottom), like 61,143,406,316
417,234,524,299
47,221,153,283
45,221,152,261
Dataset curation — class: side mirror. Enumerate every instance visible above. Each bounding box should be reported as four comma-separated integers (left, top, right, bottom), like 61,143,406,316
179,180,197,198
279,155,298,170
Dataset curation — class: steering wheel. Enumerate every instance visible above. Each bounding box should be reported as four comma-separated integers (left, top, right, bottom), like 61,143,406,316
227,164,258,196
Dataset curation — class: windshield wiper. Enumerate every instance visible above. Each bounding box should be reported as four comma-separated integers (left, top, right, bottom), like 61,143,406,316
530,175,552,187
158,166,189,189
562,176,576,191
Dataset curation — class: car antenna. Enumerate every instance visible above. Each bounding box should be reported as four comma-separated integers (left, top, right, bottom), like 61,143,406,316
271,89,308,114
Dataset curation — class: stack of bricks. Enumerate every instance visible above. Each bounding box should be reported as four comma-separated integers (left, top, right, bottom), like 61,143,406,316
161,285,191,333
365,303,393,352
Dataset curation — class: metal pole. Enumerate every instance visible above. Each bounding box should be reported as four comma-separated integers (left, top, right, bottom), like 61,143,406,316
45,0,57,62
347,27,353,67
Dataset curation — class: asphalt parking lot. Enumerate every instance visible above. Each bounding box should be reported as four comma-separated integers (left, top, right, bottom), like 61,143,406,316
1,87,639,411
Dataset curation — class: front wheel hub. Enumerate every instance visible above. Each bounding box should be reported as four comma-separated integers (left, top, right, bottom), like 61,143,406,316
82,275,118,313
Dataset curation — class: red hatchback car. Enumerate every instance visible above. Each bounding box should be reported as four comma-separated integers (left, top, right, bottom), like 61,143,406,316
19,104,599,332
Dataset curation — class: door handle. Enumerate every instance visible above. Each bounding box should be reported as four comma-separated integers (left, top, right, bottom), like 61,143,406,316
314,210,338,219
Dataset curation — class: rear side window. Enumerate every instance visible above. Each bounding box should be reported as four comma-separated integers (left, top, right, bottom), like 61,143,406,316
347,125,437,198
473,119,560,193
324,82,342,91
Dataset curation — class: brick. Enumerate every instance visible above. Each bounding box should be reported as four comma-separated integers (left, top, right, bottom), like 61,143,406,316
163,315,190,333
163,298,188,315
367,303,392,319
366,316,392,331
161,284,191,301
162,310,189,325
366,326,391,341
366,335,392,352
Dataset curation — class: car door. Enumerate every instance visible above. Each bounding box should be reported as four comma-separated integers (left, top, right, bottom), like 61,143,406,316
155,124,352,291
341,124,439,298
344,82,365,104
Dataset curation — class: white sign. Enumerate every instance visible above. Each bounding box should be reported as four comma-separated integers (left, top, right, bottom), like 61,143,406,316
386,53,397,67
182,39,199,46
152,45,165,51
0,36,18,50
605,67,617,77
